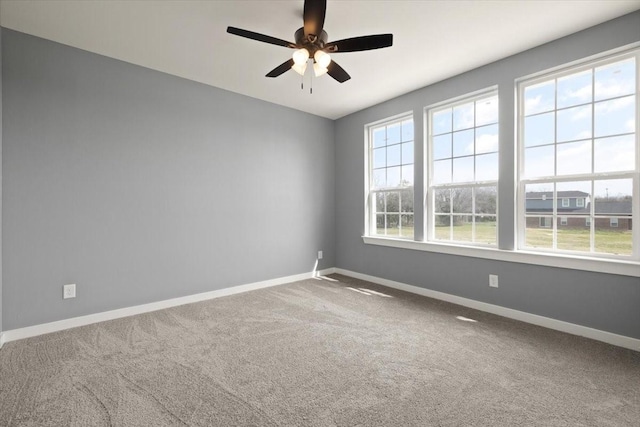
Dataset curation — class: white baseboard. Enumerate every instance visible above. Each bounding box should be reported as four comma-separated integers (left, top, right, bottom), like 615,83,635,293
0,332,4,349
2,268,335,344
334,268,640,353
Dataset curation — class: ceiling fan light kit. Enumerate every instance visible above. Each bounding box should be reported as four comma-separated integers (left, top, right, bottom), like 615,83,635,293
227,0,393,86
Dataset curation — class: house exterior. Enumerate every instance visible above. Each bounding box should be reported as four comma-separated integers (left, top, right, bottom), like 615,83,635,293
525,191,632,230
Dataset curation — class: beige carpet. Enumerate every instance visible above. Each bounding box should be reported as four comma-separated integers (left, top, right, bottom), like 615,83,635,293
0,274,639,426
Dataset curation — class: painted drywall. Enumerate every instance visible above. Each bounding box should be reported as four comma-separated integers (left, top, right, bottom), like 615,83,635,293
2,29,335,330
335,11,640,340
0,24,3,337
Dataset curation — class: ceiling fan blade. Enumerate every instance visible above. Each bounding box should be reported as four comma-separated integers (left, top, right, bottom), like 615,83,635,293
266,59,295,78
303,0,326,37
227,27,297,49
325,34,393,53
327,61,351,83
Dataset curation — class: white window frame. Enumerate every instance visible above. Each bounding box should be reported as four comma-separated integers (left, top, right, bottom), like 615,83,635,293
610,217,619,228
364,112,415,239
562,198,570,208
425,88,499,247
576,198,585,207
560,216,568,226
516,48,639,262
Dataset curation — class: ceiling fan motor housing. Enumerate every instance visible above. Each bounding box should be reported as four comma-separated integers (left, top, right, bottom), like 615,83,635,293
295,27,328,57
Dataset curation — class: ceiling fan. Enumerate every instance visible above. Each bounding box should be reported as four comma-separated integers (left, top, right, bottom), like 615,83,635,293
227,0,393,83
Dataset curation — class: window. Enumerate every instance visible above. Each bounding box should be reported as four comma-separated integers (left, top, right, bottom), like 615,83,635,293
427,90,499,246
366,115,414,238
519,50,638,258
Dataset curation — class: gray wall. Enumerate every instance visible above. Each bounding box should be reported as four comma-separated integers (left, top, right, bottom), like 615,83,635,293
0,24,3,336
2,29,335,330
335,12,640,339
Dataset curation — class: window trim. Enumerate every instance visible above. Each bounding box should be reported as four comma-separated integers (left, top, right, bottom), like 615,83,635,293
425,87,499,248
516,48,639,261
364,111,415,239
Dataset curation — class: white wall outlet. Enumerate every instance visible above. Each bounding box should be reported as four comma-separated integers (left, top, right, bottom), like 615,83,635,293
489,274,499,288
63,284,76,299
318,250,323,260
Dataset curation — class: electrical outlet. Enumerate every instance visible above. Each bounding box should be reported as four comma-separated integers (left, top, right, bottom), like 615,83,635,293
63,284,76,299
318,250,323,260
489,275,499,288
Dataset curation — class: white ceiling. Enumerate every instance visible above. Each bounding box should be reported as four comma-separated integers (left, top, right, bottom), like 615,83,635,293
1,0,639,119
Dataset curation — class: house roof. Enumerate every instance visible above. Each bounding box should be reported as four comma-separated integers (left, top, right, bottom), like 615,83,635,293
576,201,633,215
526,191,590,199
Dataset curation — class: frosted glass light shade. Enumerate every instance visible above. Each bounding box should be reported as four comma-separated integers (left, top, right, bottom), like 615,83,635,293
314,50,331,68
292,48,310,65
292,62,307,76
313,63,328,77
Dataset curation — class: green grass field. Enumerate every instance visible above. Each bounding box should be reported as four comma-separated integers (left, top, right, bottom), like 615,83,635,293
377,222,632,255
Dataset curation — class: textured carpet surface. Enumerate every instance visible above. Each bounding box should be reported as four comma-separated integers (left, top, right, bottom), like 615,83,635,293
1,274,639,426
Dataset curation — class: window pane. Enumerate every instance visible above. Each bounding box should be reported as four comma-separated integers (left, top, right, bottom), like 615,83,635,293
386,192,399,213
434,215,450,240
453,102,474,131
524,145,555,178
557,181,591,213
387,166,401,187
374,192,385,213
401,165,414,186
376,214,385,235
432,109,452,135
475,187,497,215
594,58,635,101
387,123,401,144
433,134,451,160
401,141,414,165
434,189,451,214
452,156,474,183
594,95,635,138
524,112,555,147
475,153,498,181
373,147,386,169
373,128,386,148
433,159,452,184
557,105,591,142
475,216,497,245
476,124,499,154
401,119,414,142
401,189,414,213
476,95,499,126
452,215,473,242
594,179,632,217
525,183,554,215
386,214,400,236
594,221,632,255
557,225,591,252
453,129,474,157
557,70,592,108
524,80,555,115
594,135,636,173
373,169,386,188
525,216,554,248
556,140,591,176
400,215,414,238
387,144,401,167
452,188,473,213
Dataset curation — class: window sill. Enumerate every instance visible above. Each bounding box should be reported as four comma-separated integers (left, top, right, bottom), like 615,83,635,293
362,236,640,277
